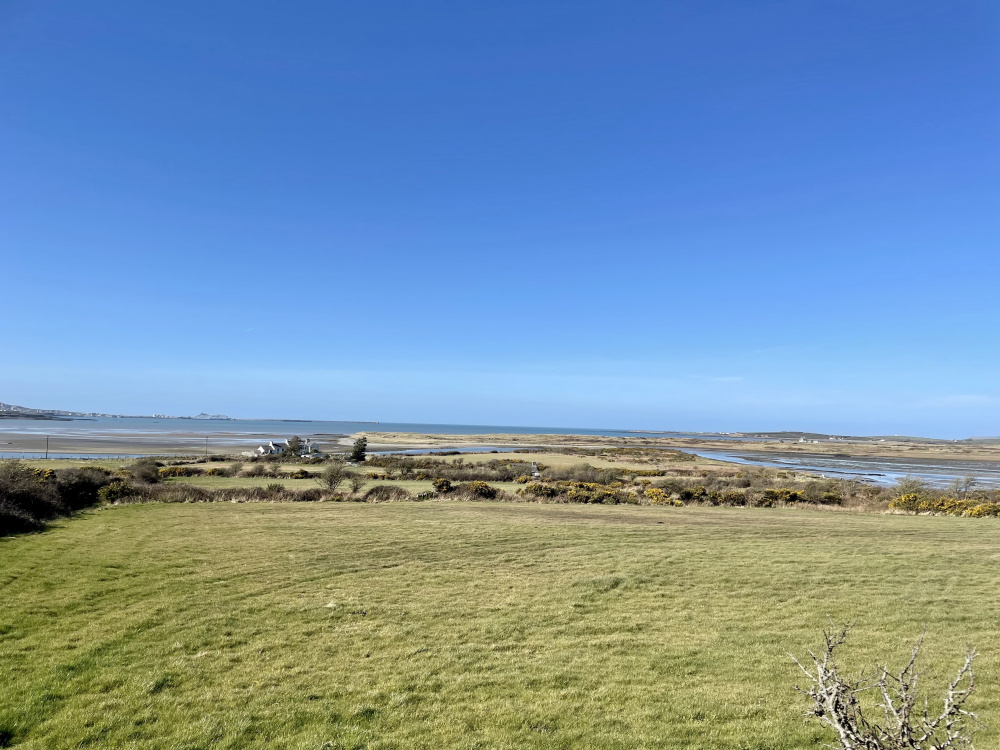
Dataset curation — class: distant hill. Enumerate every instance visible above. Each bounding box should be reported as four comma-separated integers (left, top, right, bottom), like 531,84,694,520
0,402,100,418
0,402,229,420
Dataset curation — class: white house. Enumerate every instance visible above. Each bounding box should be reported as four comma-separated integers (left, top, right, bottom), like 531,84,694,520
255,440,285,456
254,438,322,457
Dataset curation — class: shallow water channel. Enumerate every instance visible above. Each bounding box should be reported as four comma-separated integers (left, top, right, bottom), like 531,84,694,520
685,450,1000,488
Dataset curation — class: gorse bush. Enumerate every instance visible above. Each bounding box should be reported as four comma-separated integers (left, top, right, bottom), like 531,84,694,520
456,481,498,499
763,488,805,504
518,481,625,504
644,487,669,504
519,483,559,498
889,493,922,512
97,481,138,504
889,493,1000,517
964,503,1000,518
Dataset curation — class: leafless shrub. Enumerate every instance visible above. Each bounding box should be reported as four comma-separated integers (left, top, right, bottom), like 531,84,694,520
319,463,348,492
950,475,979,500
895,475,929,497
792,623,977,749
348,474,368,496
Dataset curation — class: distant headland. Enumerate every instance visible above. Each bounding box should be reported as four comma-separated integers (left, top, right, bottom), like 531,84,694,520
0,402,230,421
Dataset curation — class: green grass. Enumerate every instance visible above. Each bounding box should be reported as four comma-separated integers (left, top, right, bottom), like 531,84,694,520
164,475,329,490
2,502,999,749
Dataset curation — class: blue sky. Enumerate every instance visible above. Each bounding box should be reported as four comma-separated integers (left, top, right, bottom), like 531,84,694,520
1,1,998,437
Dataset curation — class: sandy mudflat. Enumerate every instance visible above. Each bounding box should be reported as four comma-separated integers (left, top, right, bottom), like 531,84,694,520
359,431,1000,462
6,425,1000,482
0,429,349,457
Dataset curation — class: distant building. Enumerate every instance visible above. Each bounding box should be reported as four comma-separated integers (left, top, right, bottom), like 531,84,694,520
255,440,284,456
254,438,322,457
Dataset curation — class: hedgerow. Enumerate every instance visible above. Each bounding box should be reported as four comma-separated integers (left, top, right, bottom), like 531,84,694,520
1,460,116,536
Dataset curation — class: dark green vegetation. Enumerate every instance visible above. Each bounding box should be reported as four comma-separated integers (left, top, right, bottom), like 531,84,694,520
9,444,1000,541
2,502,999,749
349,436,368,463
0,461,114,535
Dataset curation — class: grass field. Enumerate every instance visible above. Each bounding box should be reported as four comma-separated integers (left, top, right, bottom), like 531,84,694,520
2,502,998,749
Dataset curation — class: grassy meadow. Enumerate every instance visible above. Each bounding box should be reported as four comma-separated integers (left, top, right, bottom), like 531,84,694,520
2,501,999,749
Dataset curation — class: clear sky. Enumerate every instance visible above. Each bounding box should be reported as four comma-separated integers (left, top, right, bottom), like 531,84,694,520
1,1,998,437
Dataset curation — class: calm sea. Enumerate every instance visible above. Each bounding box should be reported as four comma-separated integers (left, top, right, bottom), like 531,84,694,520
0,416,751,441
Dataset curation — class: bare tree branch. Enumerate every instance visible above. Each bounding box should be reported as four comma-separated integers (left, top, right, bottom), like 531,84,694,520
791,624,977,749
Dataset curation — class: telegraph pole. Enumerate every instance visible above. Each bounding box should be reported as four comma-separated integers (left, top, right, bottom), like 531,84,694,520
45,435,49,460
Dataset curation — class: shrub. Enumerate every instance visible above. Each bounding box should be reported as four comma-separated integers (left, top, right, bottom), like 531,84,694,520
520,483,559,498
889,493,922,512
964,503,1000,518
319,464,348,492
129,458,162,484
716,490,748,507
457,481,497,499
644,487,669,505
763,488,804,504
158,466,203,478
0,460,64,523
295,488,324,502
265,483,286,494
888,495,981,516
0,504,43,535
563,482,622,504
432,478,453,494
0,460,124,535
679,485,707,502
348,474,368,496
364,485,414,503
515,475,531,484
915,497,975,516
55,468,114,511
287,468,311,479
98,481,138,504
